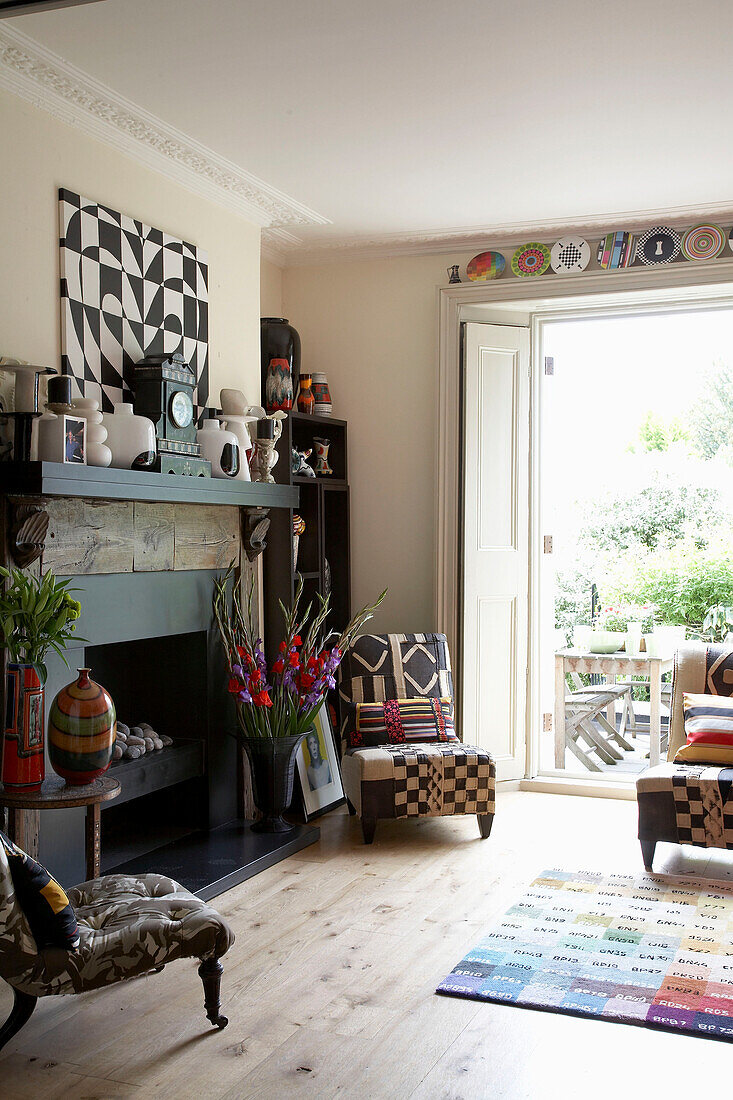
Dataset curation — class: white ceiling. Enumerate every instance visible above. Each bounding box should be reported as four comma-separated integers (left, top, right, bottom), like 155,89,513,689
10,0,733,259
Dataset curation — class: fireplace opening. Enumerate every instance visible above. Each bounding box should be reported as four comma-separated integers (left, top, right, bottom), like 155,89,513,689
85,631,209,870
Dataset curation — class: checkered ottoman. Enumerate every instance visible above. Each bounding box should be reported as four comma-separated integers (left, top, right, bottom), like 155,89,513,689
338,634,496,844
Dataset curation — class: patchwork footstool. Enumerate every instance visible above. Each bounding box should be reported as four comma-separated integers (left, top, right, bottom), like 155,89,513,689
338,632,496,844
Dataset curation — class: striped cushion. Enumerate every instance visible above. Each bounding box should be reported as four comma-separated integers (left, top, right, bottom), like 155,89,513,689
675,692,733,765
348,697,456,748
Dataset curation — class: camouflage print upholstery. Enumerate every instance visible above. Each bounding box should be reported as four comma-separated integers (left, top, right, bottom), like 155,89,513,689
0,838,234,999
338,633,496,842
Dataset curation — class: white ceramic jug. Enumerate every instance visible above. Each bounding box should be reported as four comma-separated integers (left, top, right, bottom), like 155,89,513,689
102,403,157,469
197,418,241,478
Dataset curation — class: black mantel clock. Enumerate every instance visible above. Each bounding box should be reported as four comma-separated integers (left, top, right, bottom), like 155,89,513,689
132,353,211,476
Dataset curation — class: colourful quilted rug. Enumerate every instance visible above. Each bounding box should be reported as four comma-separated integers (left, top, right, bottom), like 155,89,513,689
437,870,733,1040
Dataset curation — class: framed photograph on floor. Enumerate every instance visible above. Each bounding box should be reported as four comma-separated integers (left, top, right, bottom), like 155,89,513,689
296,701,345,821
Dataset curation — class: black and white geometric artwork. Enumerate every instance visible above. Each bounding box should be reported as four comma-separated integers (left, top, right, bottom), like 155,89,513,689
59,188,209,415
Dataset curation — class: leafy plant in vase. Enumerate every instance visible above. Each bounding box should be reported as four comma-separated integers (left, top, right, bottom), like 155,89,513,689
214,567,386,832
0,567,83,791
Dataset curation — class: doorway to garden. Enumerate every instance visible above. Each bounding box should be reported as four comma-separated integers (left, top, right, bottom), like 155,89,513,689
538,306,733,783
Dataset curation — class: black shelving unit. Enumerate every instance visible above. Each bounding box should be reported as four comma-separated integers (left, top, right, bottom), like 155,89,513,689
263,412,350,659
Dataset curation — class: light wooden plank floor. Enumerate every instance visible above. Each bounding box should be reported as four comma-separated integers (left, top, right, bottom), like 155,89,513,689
2,791,732,1099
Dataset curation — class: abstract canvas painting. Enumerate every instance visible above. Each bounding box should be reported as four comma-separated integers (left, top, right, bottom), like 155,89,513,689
58,188,209,414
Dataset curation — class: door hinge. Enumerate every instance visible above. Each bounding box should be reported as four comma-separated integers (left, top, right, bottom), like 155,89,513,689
543,713,553,732
544,356,554,376
543,535,553,554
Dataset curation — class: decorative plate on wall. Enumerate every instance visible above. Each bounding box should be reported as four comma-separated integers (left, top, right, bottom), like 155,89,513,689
635,226,681,266
511,243,551,278
466,251,506,281
597,231,635,269
550,236,590,274
681,224,725,261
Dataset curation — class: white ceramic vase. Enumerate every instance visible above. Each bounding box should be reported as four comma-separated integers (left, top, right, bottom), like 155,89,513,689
102,403,157,470
219,389,263,482
73,396,111,467
197,419,241,478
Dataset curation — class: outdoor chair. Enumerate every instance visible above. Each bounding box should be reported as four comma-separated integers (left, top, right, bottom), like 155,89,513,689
0,835,234,1052
337,633,495,844
637,642,733,869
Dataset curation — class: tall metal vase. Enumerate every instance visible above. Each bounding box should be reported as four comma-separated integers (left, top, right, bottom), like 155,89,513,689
241,733,305,833
2,663,45,792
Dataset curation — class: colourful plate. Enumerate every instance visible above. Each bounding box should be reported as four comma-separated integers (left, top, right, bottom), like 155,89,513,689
597,231,635,269
511,242,551,277
635,226,681,265
681,223,725,260
550,235,590,274
466,251,506,281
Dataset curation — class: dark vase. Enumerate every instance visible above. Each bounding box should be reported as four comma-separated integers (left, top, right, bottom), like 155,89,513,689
242,732,305,833
260,317,301,414
1,663,45,792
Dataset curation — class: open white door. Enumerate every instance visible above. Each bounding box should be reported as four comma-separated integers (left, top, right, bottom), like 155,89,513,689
462,322,530,780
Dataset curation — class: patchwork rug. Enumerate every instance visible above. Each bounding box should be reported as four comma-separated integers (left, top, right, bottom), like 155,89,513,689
437,870,733,1041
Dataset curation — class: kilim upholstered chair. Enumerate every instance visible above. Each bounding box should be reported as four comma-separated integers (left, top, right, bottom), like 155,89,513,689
637,643,733,870
0,837,235,1052
338,633,496,844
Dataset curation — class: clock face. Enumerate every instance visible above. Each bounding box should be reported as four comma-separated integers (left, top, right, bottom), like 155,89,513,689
169,390,194,429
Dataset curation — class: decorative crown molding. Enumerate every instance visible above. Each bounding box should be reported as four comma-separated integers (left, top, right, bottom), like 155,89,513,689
264,200,733,267
0,24,330,230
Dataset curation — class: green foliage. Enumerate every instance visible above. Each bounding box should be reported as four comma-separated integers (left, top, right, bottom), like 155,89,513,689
579,481,719,553
608,545,733,632
634,411,689,453
703,604,733,642
554,565,595,643
689,361,733,460
0,567,83,683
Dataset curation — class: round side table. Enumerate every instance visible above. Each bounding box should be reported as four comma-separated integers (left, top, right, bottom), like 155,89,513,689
0,774,121,880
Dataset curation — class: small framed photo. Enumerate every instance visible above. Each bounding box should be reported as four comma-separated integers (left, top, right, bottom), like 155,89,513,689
296,701,345,821
63,415,86,464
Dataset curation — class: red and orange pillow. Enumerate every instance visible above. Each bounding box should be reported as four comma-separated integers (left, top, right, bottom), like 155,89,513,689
347,697,456,749
675,693,733,766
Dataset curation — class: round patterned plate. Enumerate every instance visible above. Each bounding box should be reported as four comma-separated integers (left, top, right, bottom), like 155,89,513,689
635,226,681,265
597,231,635,269
681,223,725,261
550,235,590,274
466,251,506,281
511,242,551,277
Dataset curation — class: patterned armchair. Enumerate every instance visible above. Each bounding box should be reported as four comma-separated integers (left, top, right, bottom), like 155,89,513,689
0,839,234,1052
637,643,733,870
338,633,496,843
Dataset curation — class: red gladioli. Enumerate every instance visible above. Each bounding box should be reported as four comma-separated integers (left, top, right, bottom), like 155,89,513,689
250,668,261,684
227,677,240,694
299,672,316,690
293,635,302,646
273,658,285,674
289,652,300,668
279,641,287,653
236,646,246,658
253,690,272,707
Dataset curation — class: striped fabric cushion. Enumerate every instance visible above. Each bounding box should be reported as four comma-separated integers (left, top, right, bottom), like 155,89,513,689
675,692,733,765
348,697,456,748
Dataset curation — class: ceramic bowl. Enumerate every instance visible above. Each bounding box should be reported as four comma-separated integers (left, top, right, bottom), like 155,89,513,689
589,631,625,654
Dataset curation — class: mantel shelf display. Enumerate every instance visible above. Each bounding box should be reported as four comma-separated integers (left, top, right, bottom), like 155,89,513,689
0,462,298,509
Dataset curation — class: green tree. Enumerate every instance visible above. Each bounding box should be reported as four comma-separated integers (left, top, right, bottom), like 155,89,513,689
634,411,688,452
578,480,719,553
689,360,733,460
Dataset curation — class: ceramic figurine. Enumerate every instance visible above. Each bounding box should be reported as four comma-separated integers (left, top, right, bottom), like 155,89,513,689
219,389,265,482
297,374,315,414
73,387,111,467
48,668,116,785
102,403,157,469
447,265,461,284
197,418,241,478
311,373,332,416
251,419,278,483
291,446,315,477
313,437,333,476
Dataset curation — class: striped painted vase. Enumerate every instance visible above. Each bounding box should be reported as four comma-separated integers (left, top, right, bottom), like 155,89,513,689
48,668,116,786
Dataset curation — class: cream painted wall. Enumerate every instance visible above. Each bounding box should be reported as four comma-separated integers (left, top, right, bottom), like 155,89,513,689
283,253,475,634
260,258,283,317
0,87,262,402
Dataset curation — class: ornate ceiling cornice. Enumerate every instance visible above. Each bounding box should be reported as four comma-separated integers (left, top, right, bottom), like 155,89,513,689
0,24,329,230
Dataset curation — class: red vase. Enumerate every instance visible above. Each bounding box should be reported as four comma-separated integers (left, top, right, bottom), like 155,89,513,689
297,374,315,414
48,668,116,786
2,663,45,792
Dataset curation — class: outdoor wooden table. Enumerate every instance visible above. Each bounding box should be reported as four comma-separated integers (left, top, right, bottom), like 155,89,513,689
554,648,675,770
0,774,121,880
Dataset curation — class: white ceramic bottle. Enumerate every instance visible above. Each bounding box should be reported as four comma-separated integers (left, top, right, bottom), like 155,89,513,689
197,418,241,478
102,403,157,469
219,388,264,482
73,395,112,467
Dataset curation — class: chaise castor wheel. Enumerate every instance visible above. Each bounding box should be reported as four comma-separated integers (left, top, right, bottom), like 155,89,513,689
210,1013,229,1030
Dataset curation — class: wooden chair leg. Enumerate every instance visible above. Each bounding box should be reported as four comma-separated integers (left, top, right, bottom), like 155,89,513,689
0,986,37,1053
640,838,657,872
198,957,228,1030
478,814,493,839
361,816,377,844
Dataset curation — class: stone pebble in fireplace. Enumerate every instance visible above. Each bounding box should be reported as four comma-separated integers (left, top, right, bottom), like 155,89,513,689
112,721,172,761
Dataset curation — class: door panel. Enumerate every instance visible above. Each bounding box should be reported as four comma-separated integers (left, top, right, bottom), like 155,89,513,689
462,322,530,780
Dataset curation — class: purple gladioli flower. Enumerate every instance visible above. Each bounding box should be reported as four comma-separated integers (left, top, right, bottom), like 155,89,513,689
238,689,252,704
231,663,243,677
